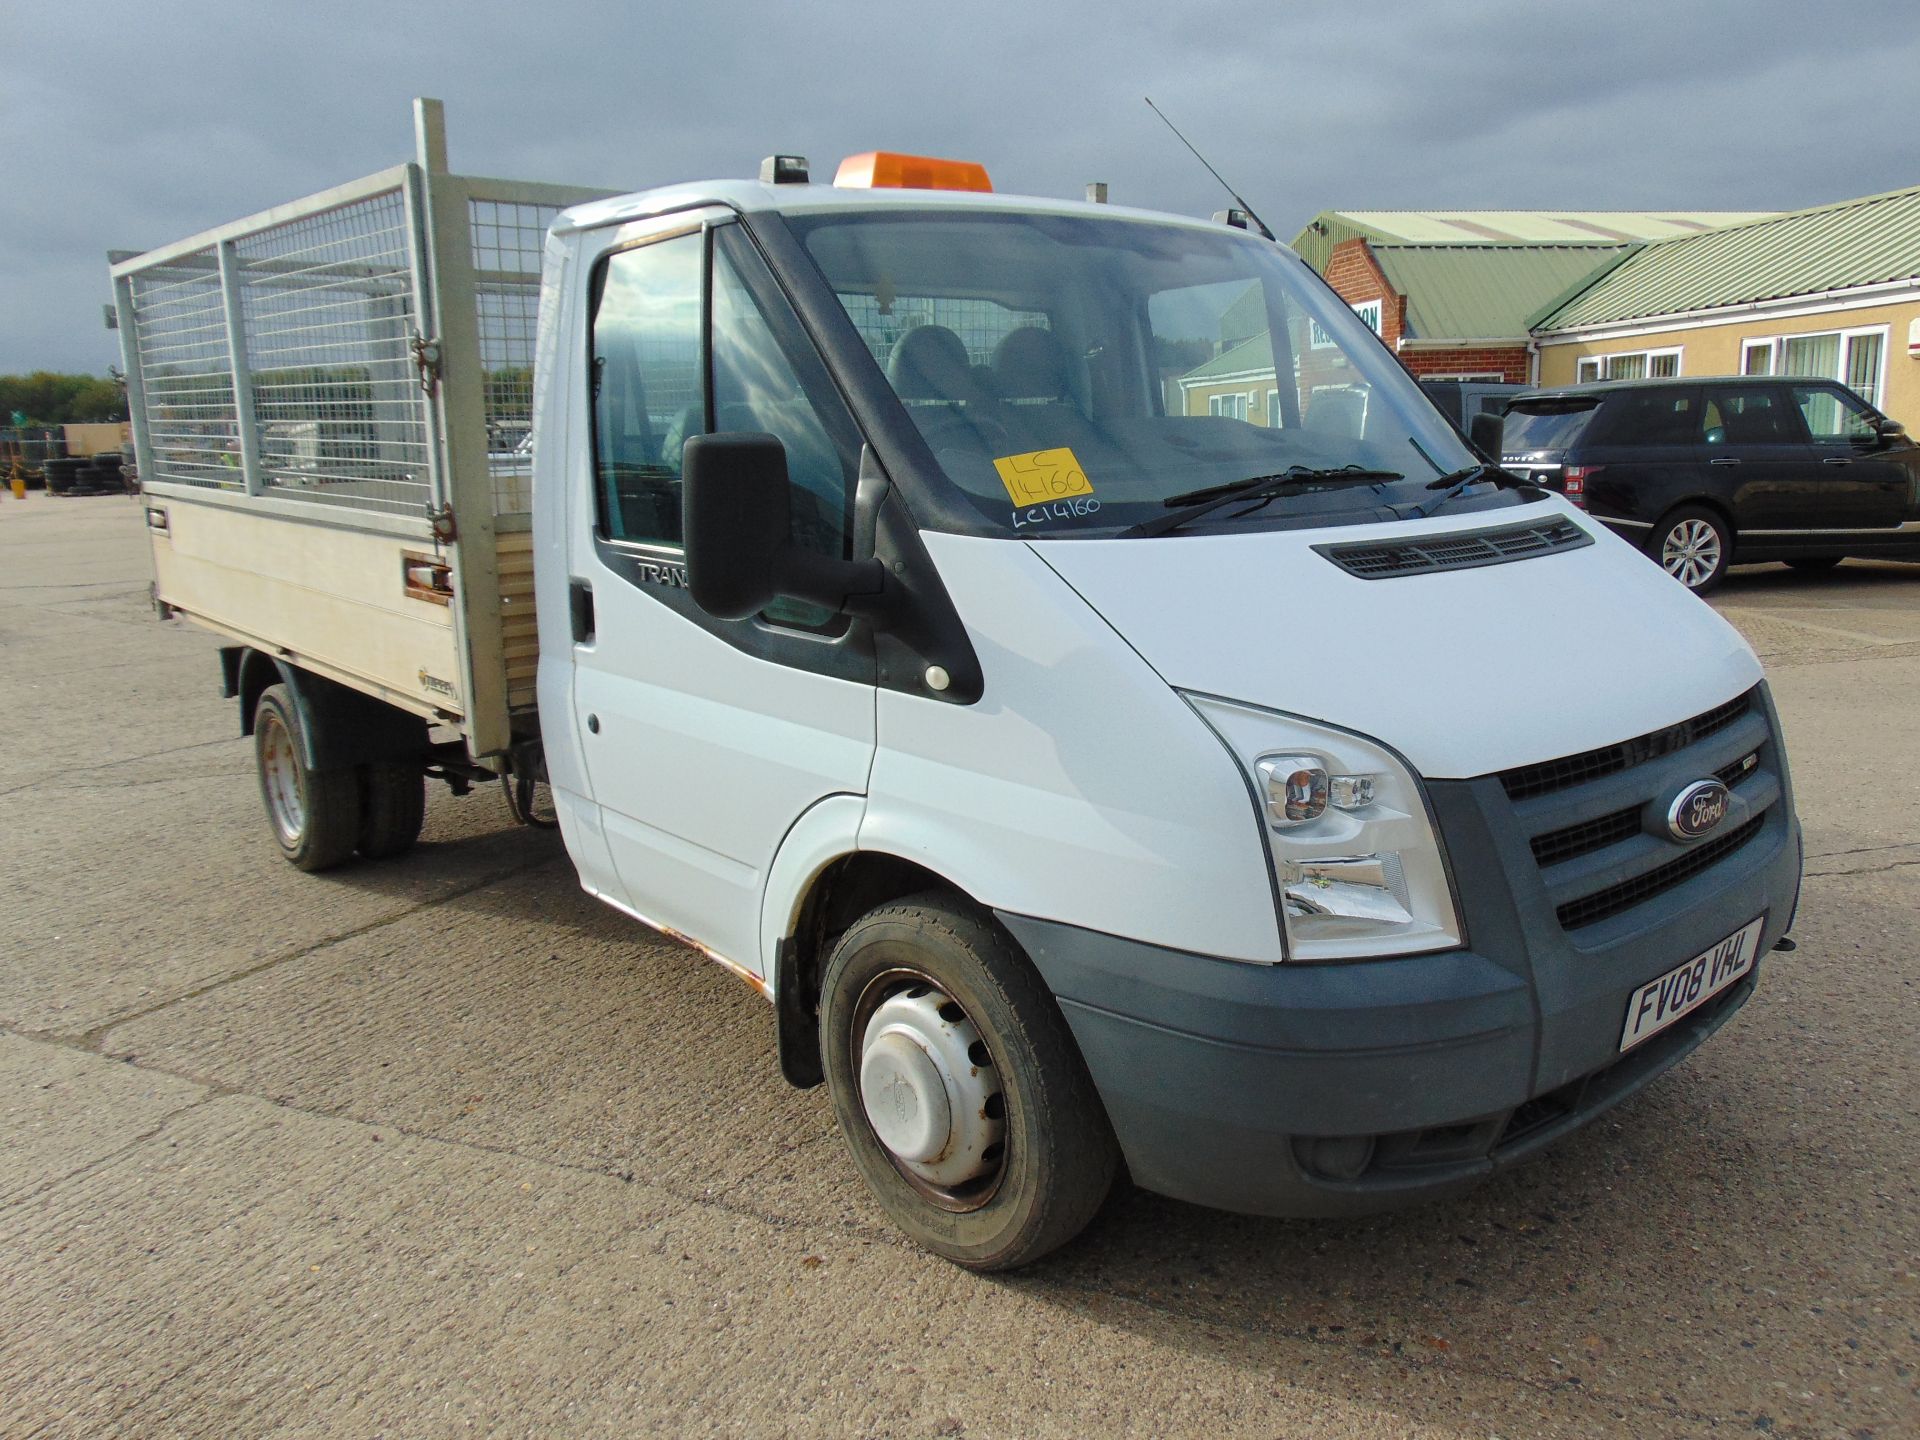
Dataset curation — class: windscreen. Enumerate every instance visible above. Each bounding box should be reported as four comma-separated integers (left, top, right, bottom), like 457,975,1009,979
792,210,1476,537
1503,402,1599,454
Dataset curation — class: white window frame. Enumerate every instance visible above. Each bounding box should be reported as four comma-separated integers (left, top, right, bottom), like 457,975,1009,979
1207,392,1249,421
1577,347,1683,383
1746,325,1889,408
1741,338,1777,376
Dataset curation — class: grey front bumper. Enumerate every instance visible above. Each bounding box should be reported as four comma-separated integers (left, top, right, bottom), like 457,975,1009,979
998,691,1804,1219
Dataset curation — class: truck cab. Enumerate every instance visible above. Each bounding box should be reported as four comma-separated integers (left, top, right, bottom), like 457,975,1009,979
532,160,1802,1266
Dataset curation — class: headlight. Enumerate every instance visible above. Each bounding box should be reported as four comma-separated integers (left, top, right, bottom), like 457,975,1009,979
1186,695,1463,962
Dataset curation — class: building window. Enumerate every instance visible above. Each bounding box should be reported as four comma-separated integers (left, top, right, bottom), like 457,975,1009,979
1738,327,1886,408
1577,348,1681,383
1208,393,1249,420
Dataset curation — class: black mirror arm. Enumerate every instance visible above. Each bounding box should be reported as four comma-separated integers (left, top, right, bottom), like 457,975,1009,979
773,550,889,618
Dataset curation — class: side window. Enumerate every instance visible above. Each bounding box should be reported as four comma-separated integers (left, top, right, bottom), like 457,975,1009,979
1590,387,1698,447
590,232,705,547
1790,383,1878,444
1699,386,1792,447
710,228,857,565
589,225,859,634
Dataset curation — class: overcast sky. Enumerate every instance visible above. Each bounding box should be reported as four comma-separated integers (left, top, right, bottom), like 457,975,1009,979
6,0,1916,375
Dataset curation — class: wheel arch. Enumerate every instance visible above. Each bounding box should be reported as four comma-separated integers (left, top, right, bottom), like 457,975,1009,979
766,829,990,1090
223,647,428,772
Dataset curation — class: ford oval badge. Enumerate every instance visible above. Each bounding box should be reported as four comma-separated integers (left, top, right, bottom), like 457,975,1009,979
1668,780,1732,841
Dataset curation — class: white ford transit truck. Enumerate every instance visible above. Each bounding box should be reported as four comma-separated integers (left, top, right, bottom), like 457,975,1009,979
114,103,1802,1269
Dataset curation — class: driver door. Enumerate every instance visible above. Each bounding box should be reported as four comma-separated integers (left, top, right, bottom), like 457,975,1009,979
566,217,876,976
1784,381,1906,535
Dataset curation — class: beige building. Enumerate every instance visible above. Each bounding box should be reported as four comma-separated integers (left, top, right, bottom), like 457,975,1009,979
1532,185,1920,430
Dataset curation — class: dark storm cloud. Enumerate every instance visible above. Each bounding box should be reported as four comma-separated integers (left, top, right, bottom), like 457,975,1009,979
4,0,1915,373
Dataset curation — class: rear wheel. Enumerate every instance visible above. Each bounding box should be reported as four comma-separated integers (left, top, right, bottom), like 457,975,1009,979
820,892,1119,1271
358,763,425,859
254,684,360,871
1651,507,1731,593
1785,556,1843,576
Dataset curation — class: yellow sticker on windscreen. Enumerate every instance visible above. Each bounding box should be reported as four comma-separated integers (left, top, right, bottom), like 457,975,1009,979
993,448,1094,508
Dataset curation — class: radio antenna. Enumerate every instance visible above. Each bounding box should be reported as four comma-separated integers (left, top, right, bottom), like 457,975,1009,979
1143,96,1275,240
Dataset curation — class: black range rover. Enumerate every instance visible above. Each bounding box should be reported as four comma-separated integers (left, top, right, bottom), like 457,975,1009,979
1501,376,1918,592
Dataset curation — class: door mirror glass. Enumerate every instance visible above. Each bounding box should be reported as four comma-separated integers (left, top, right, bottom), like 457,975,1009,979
682,433,792,621
1467,410,1503,460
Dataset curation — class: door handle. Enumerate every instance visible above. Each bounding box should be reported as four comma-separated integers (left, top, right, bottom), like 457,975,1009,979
570,580,595,643
1821,457,1853,466
1709,458,1741,466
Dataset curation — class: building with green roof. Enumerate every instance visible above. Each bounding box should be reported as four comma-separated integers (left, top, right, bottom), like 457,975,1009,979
1530,184,1920,429
1288,208,1776,385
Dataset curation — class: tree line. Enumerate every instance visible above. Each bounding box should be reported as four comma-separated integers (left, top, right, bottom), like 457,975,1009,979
1,372,128,425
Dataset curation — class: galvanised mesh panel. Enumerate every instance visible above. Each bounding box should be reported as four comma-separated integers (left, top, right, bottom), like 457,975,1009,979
128,251,242,490
471,198,560,516
234,189,433,514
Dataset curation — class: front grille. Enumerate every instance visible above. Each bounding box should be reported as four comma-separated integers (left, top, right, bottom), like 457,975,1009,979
1315,517,1591,580
1528,747,1762,869
1531,807,1641,867
1500,693,1752,802
1555,815,1766,929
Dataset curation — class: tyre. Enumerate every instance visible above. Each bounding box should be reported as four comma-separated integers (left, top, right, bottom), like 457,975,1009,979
357,762,426,859
819,892,1119,1271
1785,556,1843,576
1650,507,1731,593
253,683,361,871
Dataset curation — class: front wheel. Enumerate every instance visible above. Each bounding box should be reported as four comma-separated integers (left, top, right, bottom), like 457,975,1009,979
820,893,1119,1271
254,684,361,871
1651,507,1731,593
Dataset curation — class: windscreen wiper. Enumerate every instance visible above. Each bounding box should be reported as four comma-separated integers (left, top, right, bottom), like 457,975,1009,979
1414,464,1538,519
1123,466,1403,539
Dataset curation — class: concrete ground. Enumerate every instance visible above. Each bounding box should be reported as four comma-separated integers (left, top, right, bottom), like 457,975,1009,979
2,492,1916,1440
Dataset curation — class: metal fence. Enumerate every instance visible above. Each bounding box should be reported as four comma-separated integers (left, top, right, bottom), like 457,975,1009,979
114,163,592,525
471,197,564,516
237,187,433,513
124,252,243,491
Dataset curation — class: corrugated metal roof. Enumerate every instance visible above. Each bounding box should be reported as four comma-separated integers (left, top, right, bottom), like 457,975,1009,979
1327,209,1775,245
1371,245,1629,340
1536,183,1920,330
1180,332,1274,383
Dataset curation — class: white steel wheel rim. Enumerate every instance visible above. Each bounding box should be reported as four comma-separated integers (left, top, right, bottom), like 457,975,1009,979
259,714,305,845
857,979,1007,1204
1662,519,1722,588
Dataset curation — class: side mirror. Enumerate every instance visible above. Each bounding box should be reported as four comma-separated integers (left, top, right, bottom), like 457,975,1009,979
682,432,886,623
1468,410,1504,462
1874,416,1906,447
682,433,791,621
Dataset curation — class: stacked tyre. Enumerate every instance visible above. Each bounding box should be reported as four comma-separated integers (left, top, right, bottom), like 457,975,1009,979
43,457,83,495
79,454,125,495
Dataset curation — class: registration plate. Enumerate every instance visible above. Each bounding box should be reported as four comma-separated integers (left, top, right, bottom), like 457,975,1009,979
1619,916,1763,1052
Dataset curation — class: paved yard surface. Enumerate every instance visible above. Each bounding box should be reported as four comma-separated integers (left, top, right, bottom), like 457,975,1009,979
3,493,1917,1439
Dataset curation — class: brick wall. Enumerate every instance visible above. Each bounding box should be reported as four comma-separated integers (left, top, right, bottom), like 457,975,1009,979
1400,346,1532,384
1322,239,1406,348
